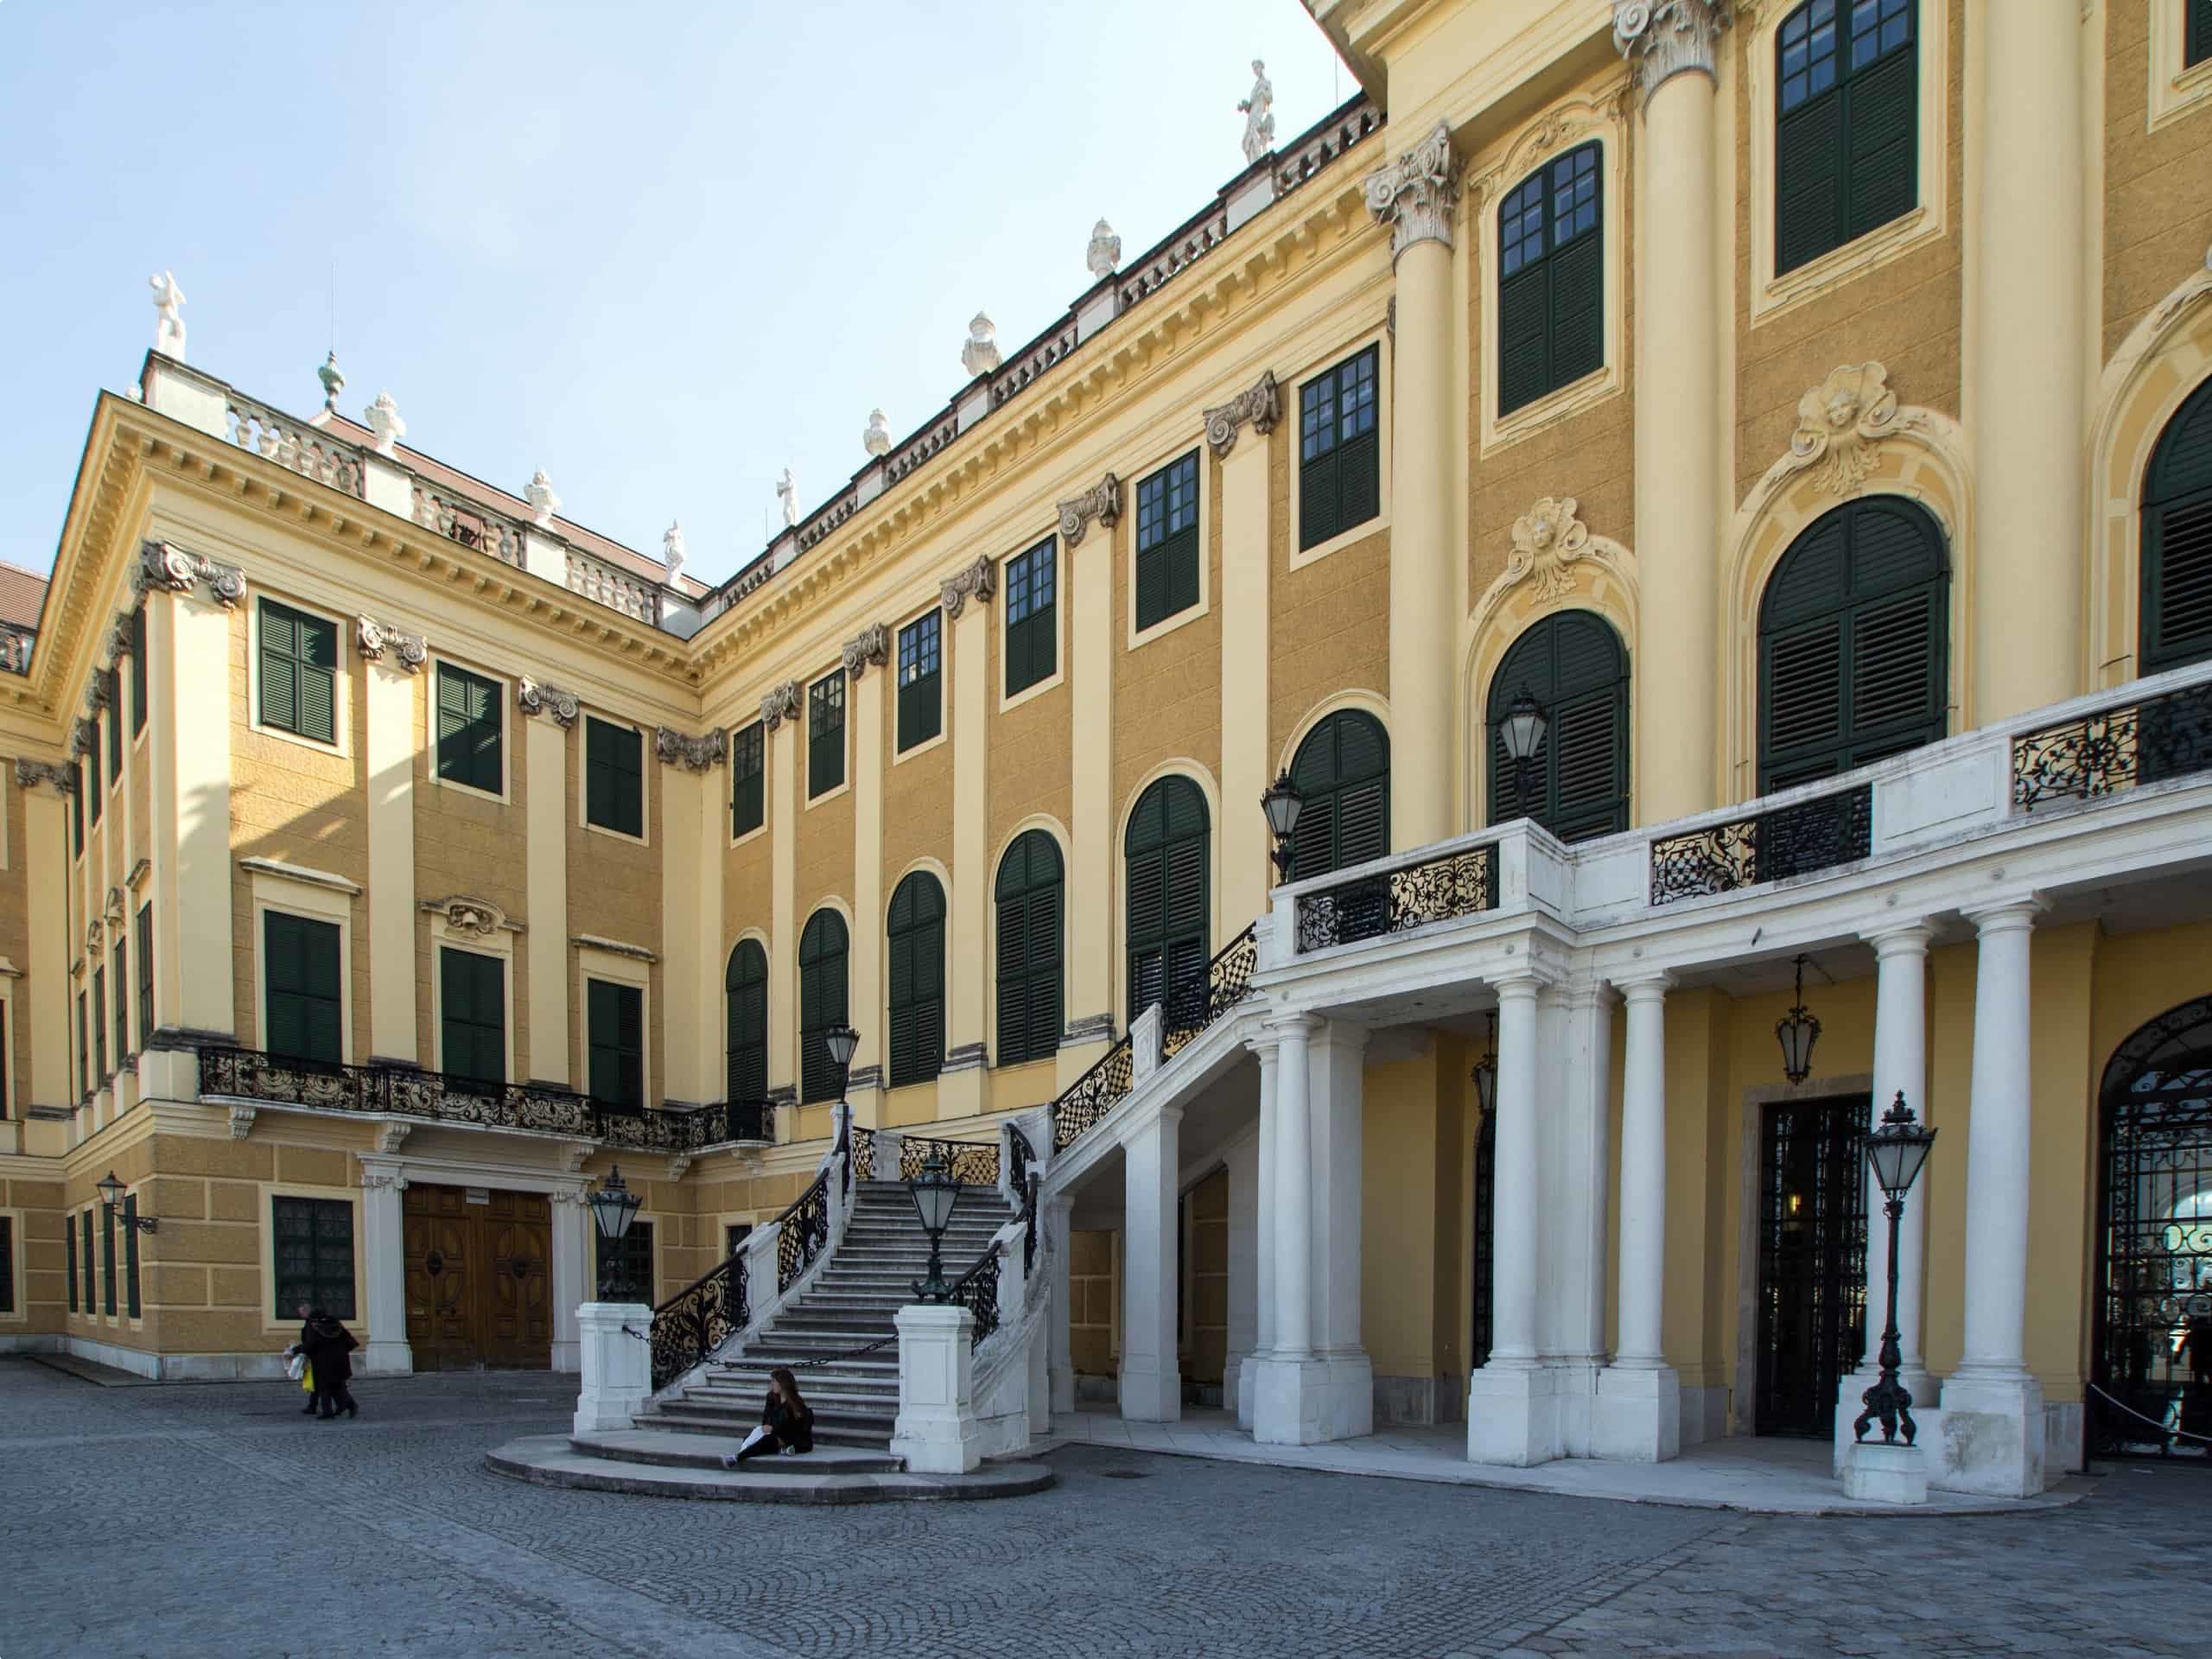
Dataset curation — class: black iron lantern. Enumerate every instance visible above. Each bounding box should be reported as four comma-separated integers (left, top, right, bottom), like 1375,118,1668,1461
588,1165,644,1299
1470,1009,1497,1119
1775,955,1821,1086
1261,770,1305,880
824,1022,860,1097
1853,1092,1938,1447
95,1170,157,1234
907,1147,961,1303
1497,688,1548,813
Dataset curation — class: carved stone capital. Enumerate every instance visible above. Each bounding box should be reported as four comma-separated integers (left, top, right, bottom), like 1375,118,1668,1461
84,674,111,715
420,895,515,937
229,1103,256,1140
85,918,105,950
356,615,427,673
16,759,78,795
1204,371,1281,460
1363,122,1461,257
105,886,124,922
68,719,97,760
108,617,135,665
516,677,579,728
1788,362,1911,495
760,680,801,732
134,539,245,608
941,554,998,620
655,725,727,772
372,1122,413,1157
1612,1,1732,104
1056,474,1123,548
840,622,889,679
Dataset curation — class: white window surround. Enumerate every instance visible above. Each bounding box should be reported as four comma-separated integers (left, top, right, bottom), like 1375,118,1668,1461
575,942,653,1110
428,654,514,806
803,671,852,810
256,1182,364,1338
1286,327,1396,570
1743,0,1951,327
1125,445,1213,652
246,593,353,759
248,867,356,1064
577,713,652,846
726,719,771,849
2150,0,2212,132
983,816,1074,1065
1000,540,1068,715
0,1205,24,1324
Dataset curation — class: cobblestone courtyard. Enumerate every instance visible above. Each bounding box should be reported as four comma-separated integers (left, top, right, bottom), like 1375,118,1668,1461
1,1358,2201,1658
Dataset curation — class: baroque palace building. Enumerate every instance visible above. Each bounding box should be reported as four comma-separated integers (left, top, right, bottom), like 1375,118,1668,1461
3,0,2211,1496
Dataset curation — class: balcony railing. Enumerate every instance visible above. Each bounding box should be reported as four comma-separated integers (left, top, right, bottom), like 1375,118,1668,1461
0,624,31,676
1294,843,1499,954
1647,783,1873,907
1163,924,1259,1057
225,393,364,498
2012,677,2212,811
412,486,525,566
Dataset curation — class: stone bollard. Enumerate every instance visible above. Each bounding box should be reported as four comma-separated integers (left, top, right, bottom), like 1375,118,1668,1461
1841,1437,1929,1504
890,1302,981,1474
573,1302,653,1435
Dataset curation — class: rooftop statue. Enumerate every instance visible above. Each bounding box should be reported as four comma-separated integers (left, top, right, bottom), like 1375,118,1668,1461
662,521,686,582
1238,60,1275,165
777,467,799,529
149,270,187,359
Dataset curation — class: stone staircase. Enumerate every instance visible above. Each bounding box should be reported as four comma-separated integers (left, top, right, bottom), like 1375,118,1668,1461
635,1180,1014,1448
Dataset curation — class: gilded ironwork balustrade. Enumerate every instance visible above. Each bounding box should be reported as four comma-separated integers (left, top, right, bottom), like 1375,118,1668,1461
1049,1038,1134,1151
1294,845,1497,953
775,1170,831,1294
1647,785,1872,908
1163,924,1259,1055
898,1133,1001,1186
948,1246,1002,1349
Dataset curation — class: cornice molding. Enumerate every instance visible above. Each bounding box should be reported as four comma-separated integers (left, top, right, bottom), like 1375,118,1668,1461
1203,371,1281,460
571,932,658,964
941,554,997,620
516,677,580,728
839,622,889,679
654,725,726,772
356,615,428,673
237,855,364,896
1056,473,1124,548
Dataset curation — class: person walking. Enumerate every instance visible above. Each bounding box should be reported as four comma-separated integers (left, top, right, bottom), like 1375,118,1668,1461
723,1367,814,1465
286,1301,321,1416
297,1307,360,1421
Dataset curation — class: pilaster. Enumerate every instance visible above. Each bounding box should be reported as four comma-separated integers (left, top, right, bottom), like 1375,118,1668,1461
1595,973,1680,1464
363,637,420,1065
1065,486,1117,1077
519,687,572,1085
1222,1125,1261,1427
158,579,236,1046
1214,374,1275,929
1307,1020,1371,1440
658,758,707,1103
1119,1103,1182,1422
359,1164,412,1375
943,564,994,1116
550,1185,589,1371
845,629,887,1122
22,776,69,1109
765,684,800,1107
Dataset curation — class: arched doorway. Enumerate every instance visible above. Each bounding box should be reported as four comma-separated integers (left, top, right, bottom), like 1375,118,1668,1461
2094,995,2212,1459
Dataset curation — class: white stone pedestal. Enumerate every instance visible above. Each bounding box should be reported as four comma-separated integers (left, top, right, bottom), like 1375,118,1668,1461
1831,1367,1938,1477
1936,1372,2047,1497
1249,1353,1330,1446
1466,1363,1560,1467
572,1301,652,1435
1320,1351,1375,1442
1592,1363,1681,1464
891,1303,982,1475
1842,1437,1929,1504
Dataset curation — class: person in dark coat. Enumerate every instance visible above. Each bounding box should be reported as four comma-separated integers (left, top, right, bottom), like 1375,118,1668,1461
723,1367,814,1465
288,1301,320,1415
296,1307,359,1420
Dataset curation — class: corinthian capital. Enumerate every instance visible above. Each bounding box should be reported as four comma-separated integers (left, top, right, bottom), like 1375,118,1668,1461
1611,1,1732,104
1363,122,1460,258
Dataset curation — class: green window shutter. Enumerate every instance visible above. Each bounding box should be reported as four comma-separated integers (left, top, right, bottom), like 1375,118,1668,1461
1124,779,1208,1028
725,941,768,1103
730,724,766,836
994,830,1064,1067
1488,613,1630,839
587,978,641,1109
1776,91,1844,275
112,941,127,1065
107,685,122,783
900,668,941,746
130,606,148,734
264,911,343,1066
1338,428,1381,537
67,1211,78,1312
136,902,154,1051
798,912,849,1103
1777,0,1915,274
124,1196,140,1318
0,1217,12,1314
258,601,297,731
72,761,83,855
436,665,502,792
1843,39,1916,242
93,968,106,1080
887,875,945,1088
81,1211,94,1313
1299,447,1341,550
2142,380,2212,674
586,718,643,836
440,947,505,1085
1288,710,1392,880
808,675,845,797
2192,0,2212,66
1497,264,1551,416
1548,232,1604,391
76,993,86,1097
103,1205,116,1314
1135,455,1201,631
258,601,338,742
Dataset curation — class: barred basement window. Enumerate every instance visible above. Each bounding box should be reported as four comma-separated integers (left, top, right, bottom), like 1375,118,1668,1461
1299,347,1381,549
1758,495,1948,792
1125,777,1208,1028
587,978,643,1111
808,671,846,798
1287,710,1390,880
439,946,505,1085
1497,145,1602,416
136,901,154,1051
584,716,644,837
66,1211,77,1312
899,611,943,749
1776,0,1917,276
264,911,342,1066
887,872,946,1089
1487,613,1630,842
2141,377,2212,675
0,1215,14,1314
730,721,765,838
725,940,768,1106
435,664,503,793
995,830,1063,1067
257,600,339,745
798,910,849,1104
1004,540,1056,697
272,1195,355,1319
1135,452,1202,631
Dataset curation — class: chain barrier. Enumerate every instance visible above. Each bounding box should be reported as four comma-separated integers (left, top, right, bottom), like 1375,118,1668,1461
2086,1381,2212,1447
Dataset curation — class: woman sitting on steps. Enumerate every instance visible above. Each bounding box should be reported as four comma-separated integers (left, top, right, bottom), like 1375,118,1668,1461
723,1367,815,1466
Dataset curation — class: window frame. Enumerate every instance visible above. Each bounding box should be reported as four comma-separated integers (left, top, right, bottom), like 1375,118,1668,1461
1295,345,1387,558
111,936,129,1071
2155,0,2212,130
1001,538,1062,708
92,964,107,1085
251,596,345,753
898,607,945,750
729,721,766,842
1128,448,1210,648
586,976,645,1113
432,658,508,800
260,906,346,1069
435,944,509,1087
806,670,848,803
270,1193,357,1321
798,908,851,1105
582,714,647,842
130,604,148,739
1494,143,1605,421
136,901,154,1052
2139,376,2212,677
725,938,770,1109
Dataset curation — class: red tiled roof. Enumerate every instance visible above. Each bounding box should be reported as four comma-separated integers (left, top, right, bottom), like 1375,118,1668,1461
0,558,48,632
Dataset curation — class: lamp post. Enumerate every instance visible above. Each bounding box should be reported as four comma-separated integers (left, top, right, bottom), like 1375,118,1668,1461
588,1165,644,1300
1776,954,1821,1086
1497,689,1548,817
1470,1008,1497,1121
1853,1092,1937,1446
907,1147,962,1302
824,1023,860,1099
1261,770,1305,881
95,1171,158,1234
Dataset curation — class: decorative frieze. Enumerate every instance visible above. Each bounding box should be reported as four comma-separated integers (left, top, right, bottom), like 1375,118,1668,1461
1789,362,1915,495
516,677,580,728
1363,122,1460,258
1203,371,1281,459
1611,1,1732,104
355,615,428,672
1504,497,1605,603
420,896,520,937
655,726,727,772
1056,474,1123,548
941,554,998,620
760,680,802,731
840,623,890,680
135,539,245,608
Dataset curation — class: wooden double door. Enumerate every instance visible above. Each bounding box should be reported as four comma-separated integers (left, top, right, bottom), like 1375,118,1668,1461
404,1184,553,1370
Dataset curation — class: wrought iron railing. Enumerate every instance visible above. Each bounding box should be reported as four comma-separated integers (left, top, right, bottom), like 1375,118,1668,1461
1001,1119,1040,1272
899,1133,1001,1186
1050,1037,1134,1152
1294,844,1498,953
647,1249,749,1391
850,1123,877,1182
1647,784,1873,907
776,1169,831,1294
2012,678,2212,811
948,1246,1002,1350
1163,925,1258,1057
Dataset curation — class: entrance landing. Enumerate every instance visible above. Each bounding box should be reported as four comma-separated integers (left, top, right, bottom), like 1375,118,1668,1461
1041,1410,2094,1516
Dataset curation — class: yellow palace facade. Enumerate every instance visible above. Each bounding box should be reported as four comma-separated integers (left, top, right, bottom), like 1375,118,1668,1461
3,0,2210,1495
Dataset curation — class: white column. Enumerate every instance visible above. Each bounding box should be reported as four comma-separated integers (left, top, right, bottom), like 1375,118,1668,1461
1308,1020,1372,1440
1223,1127,1261,1426
1594,974,1680,1463
359,1167,412,1376
1251,1012,1327,1444
1241,1029,1281,1431
1937,898,2050,1497
550,1185,590,1372
1118,1104,1182,1421
1467,973,1558,1465
1047,1194,1075,1415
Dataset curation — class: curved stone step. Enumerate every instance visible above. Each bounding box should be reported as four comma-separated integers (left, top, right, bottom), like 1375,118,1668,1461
487,1433,1052,1504
570,1430,902,1474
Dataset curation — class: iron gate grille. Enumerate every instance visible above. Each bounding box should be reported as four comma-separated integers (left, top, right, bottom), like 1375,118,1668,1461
2093,995,2212,1460
1471,1107,1496,1370
1754,1095,1868,1439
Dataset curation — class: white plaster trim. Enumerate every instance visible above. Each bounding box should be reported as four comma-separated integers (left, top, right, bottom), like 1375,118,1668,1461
1125,443,1212,652
246,592,353,758
2148,0,2212,133
238,856,363,896
570,933,657,964
1287,325,1395,569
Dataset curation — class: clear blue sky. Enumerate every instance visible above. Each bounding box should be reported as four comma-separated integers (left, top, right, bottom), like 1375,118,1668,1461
0,2,1352,587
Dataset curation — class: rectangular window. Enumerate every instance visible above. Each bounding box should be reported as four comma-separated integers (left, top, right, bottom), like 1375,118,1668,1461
106,686,121,785
807,671,846,798
67,1212,78,1312
897,611,943,749
71,761,83,855
0,1215,15,1314
439,946,506,1085
76,991,87,1098
435,664,503,793
2193,0,2212,67
584,716,644,837
595,1217,655,1300
1004,541,1057,697
1135,451,1202,631
80,1211,93,1313
725,1222,752,1260
124,1195,141,1318
729,721,765,837
271,1196,355,1319
257,600,339,745
263,911,342,1066
130,605,148,735
137,902,154,1051
111,939,127,1067
587,977,644,1111
1299,346,1381,548
92,968,106,1082
89,746,100,826
0,1001,9,1118
102,1203,116,1315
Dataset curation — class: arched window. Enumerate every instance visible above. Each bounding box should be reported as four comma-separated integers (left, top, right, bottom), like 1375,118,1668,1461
1497,141,1602,416
1758,496,1948,791
1776,0,1917,276
1486,613,1629,841
1288,710,1390,880
1125,778,1209,1029
2142,377,2212,676
724,939,767,1106
887,874,945,1089
995,831,1064,1068
797,910,849,1104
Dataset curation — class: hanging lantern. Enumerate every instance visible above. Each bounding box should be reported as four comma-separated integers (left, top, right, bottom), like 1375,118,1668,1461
1470,1009,1497,1118
1775,954,1821,1086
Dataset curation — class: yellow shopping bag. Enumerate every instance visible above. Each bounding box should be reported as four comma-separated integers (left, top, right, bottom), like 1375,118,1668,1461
301,1361,315,1394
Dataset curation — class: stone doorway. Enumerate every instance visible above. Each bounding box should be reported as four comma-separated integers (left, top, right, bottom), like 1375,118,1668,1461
1751,1093,1869,1438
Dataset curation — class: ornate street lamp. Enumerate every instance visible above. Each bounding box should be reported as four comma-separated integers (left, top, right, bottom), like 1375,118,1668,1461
1853,1092,1937,1446
1776,954,1821,1086
1470,1009,1497,1120
907,1147,962,1303
824,1023,860,1099
95,1171,157,1234
1261,770,1305,881
588,1165,644,1300
1497,689,1549,816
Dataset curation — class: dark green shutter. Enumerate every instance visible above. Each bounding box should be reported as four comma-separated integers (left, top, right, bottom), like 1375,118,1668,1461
730,724,765,836
72,761,83,854
1548,231,1603,391
588,978,642,1110
112,941,127,1065
259,601,339,744
75,993,86,1096
900,666,942,745
995,831,1064,1066
1498,264,1550,416
1487,612,1630,840
440,947,505,1085
2192,0,2212,66
136,902,154,1050
0,1217,12,1315
106,680,121,783
81,1211,94,1313
1844,41,1916,242
102,1205,116,1315
2142,378,2212,674
66,1211,76,1312
808,677,845,797
1288,710,1392,880
585,718,644,837
259,602,297,732
124,1196,140,1318
887,874,945,1088
92,968,106,1080
1135,455,1201,632
1777,86,1844,275
1125,778,1209,1028
264,911,342,1066
725,941,768,1103
1777,1,1916,276
130,606,148,734
798,911,849,1103
436,665,502,792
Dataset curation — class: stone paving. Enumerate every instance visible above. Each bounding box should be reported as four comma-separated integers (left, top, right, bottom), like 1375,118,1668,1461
1,1357,2202,1658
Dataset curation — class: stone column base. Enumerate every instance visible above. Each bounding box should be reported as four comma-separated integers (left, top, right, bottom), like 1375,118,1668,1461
1466,1363,1560,1467
1250,1353,1331,1445
1592,1363,1680,1464
572,1301,652,1435
1118,1357,1181,1423
1830,1367,1938,1478
891,1303,982,1475
360,1338,414,1378
550,1339,580,1374
1842,1438,1929,1504
1935,1370,2047,1497
1320,1351,1374,1441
